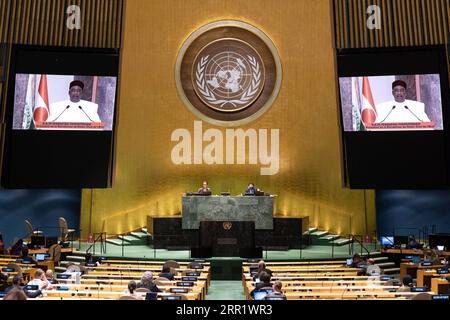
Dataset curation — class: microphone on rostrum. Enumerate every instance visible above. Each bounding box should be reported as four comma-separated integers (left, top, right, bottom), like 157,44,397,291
53,105,70,121
78,105,94,122
380,106,396,123
404,105,423,122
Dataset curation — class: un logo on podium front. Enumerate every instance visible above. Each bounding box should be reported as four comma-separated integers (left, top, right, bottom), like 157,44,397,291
223,221,233,230
176,20,282,127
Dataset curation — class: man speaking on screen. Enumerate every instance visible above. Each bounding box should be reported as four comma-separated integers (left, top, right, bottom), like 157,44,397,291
48,80,101,123
374,80,431,124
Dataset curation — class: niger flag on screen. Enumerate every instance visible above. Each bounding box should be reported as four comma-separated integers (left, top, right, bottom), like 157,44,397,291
33,74,50,123
361,77,377,127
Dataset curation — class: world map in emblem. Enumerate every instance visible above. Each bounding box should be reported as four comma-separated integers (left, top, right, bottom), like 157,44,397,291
193,39,265,112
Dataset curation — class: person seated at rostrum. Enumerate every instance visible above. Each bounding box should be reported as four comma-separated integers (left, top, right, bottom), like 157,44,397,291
244,183,257,195
137,271,161,293
159,266,175,280
4,275,42,298
396,275,413,292
197,181,211,194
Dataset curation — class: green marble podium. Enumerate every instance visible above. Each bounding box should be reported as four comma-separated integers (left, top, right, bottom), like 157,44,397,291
181,195,274,230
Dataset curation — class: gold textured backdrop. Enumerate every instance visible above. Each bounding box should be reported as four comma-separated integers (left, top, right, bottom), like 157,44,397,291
333,0,450,49
80,0,376,238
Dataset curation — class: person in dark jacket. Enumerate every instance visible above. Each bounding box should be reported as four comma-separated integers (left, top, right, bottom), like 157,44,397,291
136,271,161,292
255,260,273,279
350,253,365,268
250,271,273,298
4,275,42,298
9,239,23,256
15,246,37,265
159,266,175,280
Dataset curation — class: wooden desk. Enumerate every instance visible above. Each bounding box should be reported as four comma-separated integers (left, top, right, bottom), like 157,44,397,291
416,269,450,288
382,248,450,256
29,247,73,254
243,266,359,273
48,283,204,299
431,278,450,294
102,259,210,266
399,262,443,280
43,290,200,300
242,260,346,266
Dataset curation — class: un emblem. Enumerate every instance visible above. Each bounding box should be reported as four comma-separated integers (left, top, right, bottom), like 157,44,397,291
194,39,264,112
223,221,233,230
176,20,282,126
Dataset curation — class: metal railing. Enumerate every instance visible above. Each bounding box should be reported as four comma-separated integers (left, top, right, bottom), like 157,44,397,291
86,232,107,255
348,234,371,257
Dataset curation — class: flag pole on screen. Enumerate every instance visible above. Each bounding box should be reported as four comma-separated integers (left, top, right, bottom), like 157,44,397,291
351,77,363,131
92,76,98,103
33,74,50,124
361,77,377,128
22,75,34,129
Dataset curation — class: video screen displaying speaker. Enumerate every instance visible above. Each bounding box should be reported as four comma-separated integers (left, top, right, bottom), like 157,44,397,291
12,74,117,131
336,46,450,189
1,45,120,188
339,74,444,132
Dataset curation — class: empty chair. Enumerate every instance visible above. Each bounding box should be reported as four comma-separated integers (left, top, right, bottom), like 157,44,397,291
187,261,201,269
66,263,81,273
154,277,170,286
182,270,194,276
58,217,75,242
24,220,43,237
119,295,139,300
411,292,433,300
163,260,179,270
6,263,23,278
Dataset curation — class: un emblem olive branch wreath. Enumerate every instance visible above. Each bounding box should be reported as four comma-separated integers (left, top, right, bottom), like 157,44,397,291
195,55,261,108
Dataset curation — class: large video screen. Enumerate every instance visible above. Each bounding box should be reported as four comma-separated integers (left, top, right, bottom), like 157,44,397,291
1,45,119,188
336,46,450,189
339,74,443,131
13,74,117,131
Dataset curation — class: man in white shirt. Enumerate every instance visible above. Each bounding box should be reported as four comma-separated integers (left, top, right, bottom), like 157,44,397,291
48,80,101,123
27,268,50,291
375,80,431,123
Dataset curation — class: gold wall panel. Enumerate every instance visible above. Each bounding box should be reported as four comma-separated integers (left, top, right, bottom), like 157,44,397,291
80,0,376,238
333,0,450,48
0,0,123,48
